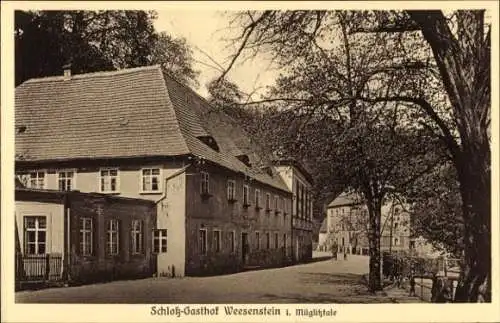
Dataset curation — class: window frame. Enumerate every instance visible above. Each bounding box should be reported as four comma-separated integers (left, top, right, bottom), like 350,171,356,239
199,229,207,255
266,232,270,249
227,180,236,201
79,217,93,256
200,171,210,195
107,219,120,256
23,216,47,255
243,184,250,207
153,229,167,253
140,167,162,193
213,229,221,253
255,231,260,250
99,167,120,193
229,231,236,253
275,232,279,249
58,169,76,191
265,193,271,211
131,220,143,254
26,170,47,189
255,189,261,209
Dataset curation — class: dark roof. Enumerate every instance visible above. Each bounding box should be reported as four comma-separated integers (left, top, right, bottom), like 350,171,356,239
327,192,363,208
15,188,156,205
15,65,289,192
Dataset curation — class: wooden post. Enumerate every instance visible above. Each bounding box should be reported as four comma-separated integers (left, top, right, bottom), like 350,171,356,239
45,254,50,282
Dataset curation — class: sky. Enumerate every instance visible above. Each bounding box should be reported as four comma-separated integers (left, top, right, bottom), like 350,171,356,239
154,10,278,98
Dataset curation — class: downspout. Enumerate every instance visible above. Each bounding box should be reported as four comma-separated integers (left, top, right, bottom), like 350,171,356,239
63,193,71,285
155,164,192,205
153,164,191,278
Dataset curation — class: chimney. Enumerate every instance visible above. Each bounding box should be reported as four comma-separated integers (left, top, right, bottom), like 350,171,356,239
62,63,72,80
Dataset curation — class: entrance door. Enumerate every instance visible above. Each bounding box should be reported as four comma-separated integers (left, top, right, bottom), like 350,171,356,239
241,232,249,263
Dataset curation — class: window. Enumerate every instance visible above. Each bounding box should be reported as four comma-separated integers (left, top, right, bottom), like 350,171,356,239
255,231,260,250
153,229,167,253
243,185,250,206
24,216,46,254
27,171,45,189
199,229,207,254
394,222,399,229
58,170,75,191
281,197,286,214
274,195,279,211
265,193,271,211
227,180,236,201
283,234,287,253
394,237,399,246
107,220,119,255
131,220,143,254
255,189,261,209
80,217,93,256
200,172,209,194
141,168,161,192
275,233,279,249
100,168,119,193
266,232,270,249
229,231,235,252
214,230,221,252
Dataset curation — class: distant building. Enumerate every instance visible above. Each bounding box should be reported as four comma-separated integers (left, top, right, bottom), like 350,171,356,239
15,65,303,279
318,192,411,255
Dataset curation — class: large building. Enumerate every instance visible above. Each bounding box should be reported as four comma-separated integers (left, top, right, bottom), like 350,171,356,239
15,65,312,278
319,192,411,255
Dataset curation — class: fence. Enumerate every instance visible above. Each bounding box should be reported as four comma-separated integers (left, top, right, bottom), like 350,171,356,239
382,252,462,302
16,253,64,288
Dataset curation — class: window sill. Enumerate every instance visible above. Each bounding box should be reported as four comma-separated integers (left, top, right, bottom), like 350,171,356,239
228,198,238,204
139,191,162,195
243,203,251,208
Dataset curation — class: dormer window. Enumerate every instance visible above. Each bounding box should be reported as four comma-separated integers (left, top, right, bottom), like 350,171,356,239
197,136,220,152
17,125,27,134
236,154,251,167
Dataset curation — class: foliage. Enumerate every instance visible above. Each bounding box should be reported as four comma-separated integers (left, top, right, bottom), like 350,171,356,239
15,10,199,86
407,164,464,257
219,9,491,300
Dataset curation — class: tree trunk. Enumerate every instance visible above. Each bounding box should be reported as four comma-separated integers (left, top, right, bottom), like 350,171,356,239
367,201,382,292
454,144,491,302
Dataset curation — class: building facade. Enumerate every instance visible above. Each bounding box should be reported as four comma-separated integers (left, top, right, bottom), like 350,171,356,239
15,189,156,288
319,192,411,255
274,160,314,263
15,65,296,278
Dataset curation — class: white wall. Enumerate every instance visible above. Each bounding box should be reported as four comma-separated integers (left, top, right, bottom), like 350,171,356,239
15,201,65,255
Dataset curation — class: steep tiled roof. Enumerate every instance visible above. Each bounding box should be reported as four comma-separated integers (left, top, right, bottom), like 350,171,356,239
15,65,289,192
327,192,363,208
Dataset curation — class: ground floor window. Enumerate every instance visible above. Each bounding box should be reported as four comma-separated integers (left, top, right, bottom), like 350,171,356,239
275,232,279,249
131,220,143,254
80,217,93,256
153,229,167,253
266,232,270,249
24,216,46,255
214,230,221,252
255,231,260,250
107,219,119,255
229,231,235,252
283,234,288,255
199,229,207,254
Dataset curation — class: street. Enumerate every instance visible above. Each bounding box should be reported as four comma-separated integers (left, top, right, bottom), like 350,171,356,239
16,255,398,304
